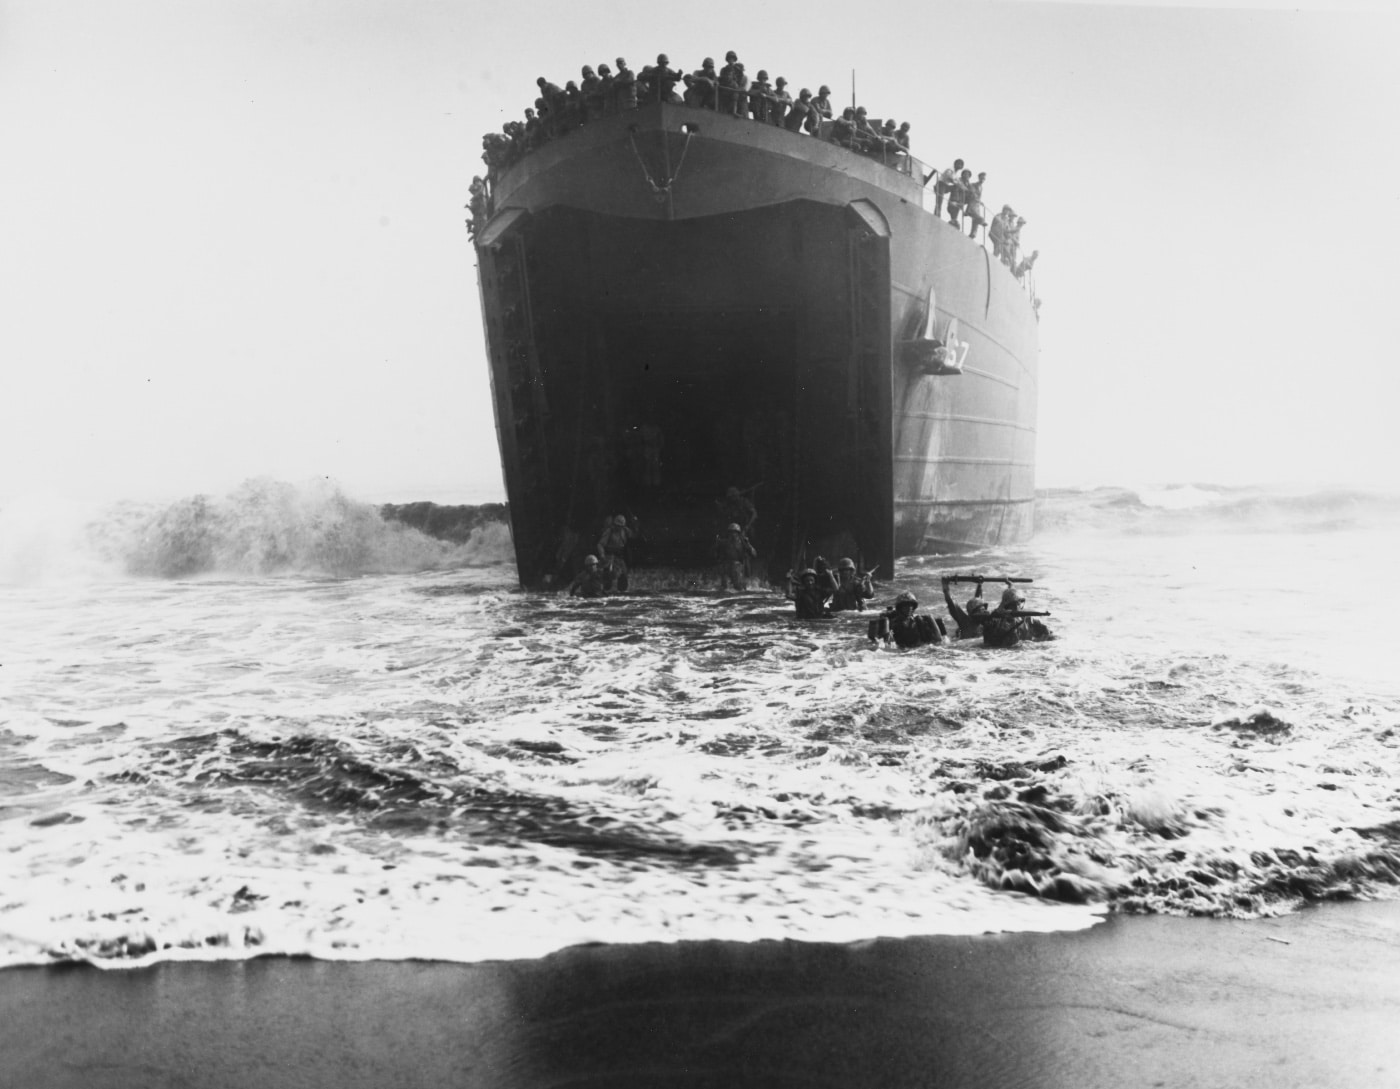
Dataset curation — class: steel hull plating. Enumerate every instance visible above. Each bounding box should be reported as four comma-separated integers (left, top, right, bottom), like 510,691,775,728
474,103,1038,587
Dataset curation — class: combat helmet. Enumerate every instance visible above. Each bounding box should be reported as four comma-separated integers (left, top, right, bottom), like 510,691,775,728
895,591,918,608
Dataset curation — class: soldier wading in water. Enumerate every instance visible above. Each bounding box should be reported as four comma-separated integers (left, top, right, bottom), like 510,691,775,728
868,591,944,647
980,584,1055,647
567,555,609,598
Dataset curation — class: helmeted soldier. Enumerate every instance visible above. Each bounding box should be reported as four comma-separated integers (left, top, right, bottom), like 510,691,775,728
568,555,609,598
788,568,833,619
812,85,833,121
580,65,604,122
942,576,989,639
830,557,874,612
852,106,879,151
522,107,541,149
930,158,964,218
964,171,988,236
595,514,637,592
613,58,637,111
596,63,615,115
784,89,816,134
466,175,488,236
947,168,974,229
650,53,682,103
981,584,1054,647
684,57,718,109
561,80,583,131
718,55,746,116
715,523,758,591
748,70,773,123
868,591,944,647
989,205,1014,262
770,76,792,127
831,107,856,147
536,76,565,136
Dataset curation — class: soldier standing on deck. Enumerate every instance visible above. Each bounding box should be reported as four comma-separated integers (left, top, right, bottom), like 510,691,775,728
812,85,833,122
770,77,792,126
651,54,683,104
785,89,816,133
718,51,742,112
597,64,615,115
580,66,604,121
613,59,637,112
684,58,719,109
748,71,774,123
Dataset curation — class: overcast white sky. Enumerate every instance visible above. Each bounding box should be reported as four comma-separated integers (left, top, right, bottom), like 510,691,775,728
2,0,1397,506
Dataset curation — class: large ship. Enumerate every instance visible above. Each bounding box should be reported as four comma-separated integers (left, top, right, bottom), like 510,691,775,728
471,77,1039,588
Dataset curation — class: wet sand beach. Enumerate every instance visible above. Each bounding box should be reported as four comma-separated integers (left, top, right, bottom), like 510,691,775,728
4,901,1398,1089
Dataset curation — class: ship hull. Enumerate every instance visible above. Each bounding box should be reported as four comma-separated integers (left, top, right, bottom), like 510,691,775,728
474,103,1038,587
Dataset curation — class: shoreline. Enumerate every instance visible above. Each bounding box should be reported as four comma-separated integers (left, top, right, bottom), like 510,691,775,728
3,902,1398,1088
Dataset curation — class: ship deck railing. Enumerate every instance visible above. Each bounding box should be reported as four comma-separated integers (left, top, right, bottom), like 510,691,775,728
478,93,1040,311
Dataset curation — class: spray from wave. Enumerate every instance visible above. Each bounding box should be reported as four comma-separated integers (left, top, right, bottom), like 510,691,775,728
0,478,513,582
1035,483,1400,537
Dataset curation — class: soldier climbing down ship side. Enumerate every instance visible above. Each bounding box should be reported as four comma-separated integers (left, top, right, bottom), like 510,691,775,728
927,158,964,218
716,485,758,538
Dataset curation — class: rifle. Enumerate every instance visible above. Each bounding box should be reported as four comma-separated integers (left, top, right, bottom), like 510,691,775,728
944,574,1033,584
858,565,879,580
983,610,1051,619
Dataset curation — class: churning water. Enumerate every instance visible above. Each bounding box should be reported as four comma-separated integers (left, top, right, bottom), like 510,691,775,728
2,479,1398,968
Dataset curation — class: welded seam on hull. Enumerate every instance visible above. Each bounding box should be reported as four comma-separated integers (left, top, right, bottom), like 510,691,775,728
898,411,1037,432
939,366,1020,391
895,455,1036,467
895,496,1036,507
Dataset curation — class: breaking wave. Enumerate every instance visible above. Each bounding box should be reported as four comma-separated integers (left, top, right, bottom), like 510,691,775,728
0,479,513,583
